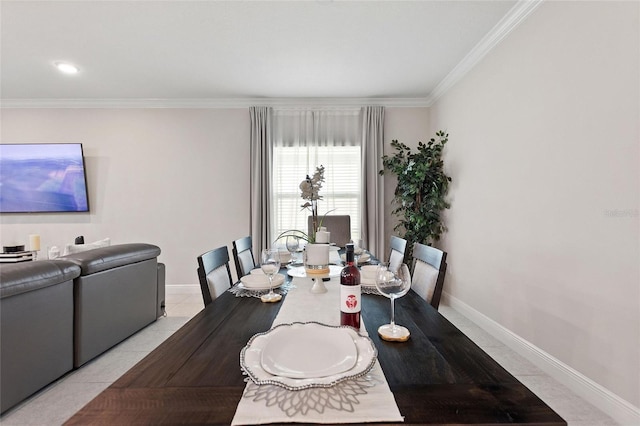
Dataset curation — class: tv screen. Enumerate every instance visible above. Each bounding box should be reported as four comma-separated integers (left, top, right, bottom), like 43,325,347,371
0,143,90,213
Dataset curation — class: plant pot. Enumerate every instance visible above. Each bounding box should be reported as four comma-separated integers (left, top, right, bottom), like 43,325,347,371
304,243,330,275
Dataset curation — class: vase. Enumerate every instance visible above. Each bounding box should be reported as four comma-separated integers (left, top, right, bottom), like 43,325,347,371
304,243,330,275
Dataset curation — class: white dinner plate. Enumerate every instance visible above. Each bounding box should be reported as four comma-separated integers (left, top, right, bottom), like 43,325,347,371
240,273,285,289
260,323,357,378
240,322,377,391
286,265,343,278
236,282,283,292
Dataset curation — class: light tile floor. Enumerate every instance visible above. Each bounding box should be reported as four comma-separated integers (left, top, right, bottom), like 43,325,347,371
437,305,620,426
0,286,619,425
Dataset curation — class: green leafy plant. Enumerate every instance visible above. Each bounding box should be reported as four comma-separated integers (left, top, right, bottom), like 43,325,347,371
379,130,452,265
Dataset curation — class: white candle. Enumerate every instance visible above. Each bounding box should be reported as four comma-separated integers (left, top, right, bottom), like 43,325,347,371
29,234,41,251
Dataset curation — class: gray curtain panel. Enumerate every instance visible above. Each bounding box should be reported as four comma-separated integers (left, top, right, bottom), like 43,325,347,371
249,106,273,256
361,106,385,259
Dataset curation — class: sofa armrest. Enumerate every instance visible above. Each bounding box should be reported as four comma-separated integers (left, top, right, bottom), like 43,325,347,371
61,243,161,275
0,260,80,299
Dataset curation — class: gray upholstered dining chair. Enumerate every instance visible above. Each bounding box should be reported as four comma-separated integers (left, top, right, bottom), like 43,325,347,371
308,215,351,248
196,246,233,307
410,242,448,310
388,235,407,272
232,236,256,278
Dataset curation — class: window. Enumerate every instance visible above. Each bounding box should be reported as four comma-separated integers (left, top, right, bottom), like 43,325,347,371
271,108,362,245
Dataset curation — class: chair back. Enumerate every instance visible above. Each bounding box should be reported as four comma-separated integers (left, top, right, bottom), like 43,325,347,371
232,236,256,278
197,246,233,306
411,242,447,309
388,235,407,272
308,215,351,248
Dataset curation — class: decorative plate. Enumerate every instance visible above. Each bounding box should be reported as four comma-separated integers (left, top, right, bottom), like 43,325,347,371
240,273,286,289
236,282,284,292
240,322,377,391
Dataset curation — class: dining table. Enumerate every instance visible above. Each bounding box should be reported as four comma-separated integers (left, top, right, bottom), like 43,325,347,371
65,260,566,425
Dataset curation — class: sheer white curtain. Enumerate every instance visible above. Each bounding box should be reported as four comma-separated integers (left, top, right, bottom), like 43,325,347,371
271,108,362,246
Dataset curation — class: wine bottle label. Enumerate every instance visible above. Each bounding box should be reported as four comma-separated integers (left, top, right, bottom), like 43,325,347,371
340,285,361,313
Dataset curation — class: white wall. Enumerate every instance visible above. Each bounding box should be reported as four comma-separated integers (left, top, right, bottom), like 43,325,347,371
431,0,639,408
1,108,251,284
1,107,431,285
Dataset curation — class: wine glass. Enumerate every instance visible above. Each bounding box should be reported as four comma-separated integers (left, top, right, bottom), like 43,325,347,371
354,239,365,265
374,262,412,341
260,249,282,303
285,236,300,265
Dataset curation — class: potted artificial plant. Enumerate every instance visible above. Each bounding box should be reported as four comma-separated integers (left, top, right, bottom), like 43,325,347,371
275,166,332,273
379,130,452,265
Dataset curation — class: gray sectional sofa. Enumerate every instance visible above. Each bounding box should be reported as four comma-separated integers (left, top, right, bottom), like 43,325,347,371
0,243,165,414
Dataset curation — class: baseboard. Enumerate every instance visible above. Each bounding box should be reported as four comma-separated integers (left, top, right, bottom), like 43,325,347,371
442,292,640,426
166,284,200,294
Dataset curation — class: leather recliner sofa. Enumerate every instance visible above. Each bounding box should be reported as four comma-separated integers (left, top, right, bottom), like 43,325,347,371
0,243,165,414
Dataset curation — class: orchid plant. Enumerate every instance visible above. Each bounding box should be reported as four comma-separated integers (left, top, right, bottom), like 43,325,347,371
275,165,332,244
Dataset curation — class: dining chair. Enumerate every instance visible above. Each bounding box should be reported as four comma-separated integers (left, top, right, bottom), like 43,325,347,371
308,215,351,248
410,242,448,310
196,246,234,307
388,235,407,272
232,236,256,278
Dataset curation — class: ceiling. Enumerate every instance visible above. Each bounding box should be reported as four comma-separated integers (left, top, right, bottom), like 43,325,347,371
1,0,538,107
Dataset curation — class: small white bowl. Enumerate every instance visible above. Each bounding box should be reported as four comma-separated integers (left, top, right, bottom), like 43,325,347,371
278,251,292,263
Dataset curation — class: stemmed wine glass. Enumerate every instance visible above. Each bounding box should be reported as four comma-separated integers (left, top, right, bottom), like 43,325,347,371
374,262,412,341
285,236,300,266
260,249,282,303
353,239,367,266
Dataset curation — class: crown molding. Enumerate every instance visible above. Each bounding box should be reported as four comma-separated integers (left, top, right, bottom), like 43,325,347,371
429,0,543,104
1,0,541,110
0,97,433,109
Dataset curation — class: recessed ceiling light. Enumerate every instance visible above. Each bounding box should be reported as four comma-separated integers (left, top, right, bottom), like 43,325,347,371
54,61,79,74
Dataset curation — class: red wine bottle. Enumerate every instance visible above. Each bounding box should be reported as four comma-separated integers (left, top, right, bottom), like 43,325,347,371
340,243,361,329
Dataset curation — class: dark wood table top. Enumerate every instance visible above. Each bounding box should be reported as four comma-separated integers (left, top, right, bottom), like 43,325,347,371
66,281,566,425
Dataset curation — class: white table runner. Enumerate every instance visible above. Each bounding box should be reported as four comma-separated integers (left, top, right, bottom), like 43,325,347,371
231,276,404,425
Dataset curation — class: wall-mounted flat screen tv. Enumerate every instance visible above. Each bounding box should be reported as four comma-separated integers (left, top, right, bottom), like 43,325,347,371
0,143,90,213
